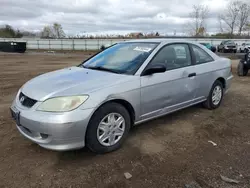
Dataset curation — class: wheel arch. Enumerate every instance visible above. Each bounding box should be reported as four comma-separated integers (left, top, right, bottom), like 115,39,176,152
89,98,136,127
216,77,226,89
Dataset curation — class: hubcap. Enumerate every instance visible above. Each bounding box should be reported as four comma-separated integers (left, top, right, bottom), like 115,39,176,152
97,113,125,146
212,86,222,105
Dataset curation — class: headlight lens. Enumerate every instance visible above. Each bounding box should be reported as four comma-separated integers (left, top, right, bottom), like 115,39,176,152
37,95,89,112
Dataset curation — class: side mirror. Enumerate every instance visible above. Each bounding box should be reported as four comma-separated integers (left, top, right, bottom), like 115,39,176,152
143,64,166,76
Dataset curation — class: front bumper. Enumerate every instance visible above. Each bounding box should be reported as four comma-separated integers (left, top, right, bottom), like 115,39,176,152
11,96,95,151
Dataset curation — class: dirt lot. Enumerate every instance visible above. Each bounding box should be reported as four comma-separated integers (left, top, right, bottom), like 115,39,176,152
0,52,250,188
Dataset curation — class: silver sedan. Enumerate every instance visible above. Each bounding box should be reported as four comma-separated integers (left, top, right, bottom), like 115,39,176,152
10,39,233,153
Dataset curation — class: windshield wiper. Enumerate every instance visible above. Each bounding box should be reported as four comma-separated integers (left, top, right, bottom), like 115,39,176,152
83,66,121,74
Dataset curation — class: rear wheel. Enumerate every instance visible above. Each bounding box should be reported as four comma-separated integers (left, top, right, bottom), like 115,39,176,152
86,102,131,154
203,80,224,110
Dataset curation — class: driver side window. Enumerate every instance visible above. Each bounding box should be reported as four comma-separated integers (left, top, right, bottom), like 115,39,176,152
149,44,192,71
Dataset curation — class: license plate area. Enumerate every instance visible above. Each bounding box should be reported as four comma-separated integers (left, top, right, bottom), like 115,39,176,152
10,106,20,126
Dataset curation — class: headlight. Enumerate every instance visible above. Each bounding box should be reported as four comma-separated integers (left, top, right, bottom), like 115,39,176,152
37,95,89,112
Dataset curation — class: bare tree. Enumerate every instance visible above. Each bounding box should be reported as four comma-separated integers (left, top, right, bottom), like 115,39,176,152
221,1,240,35
41,23,65,38
53,23,65,38
218,14,224,33
244,23,250,36
189,5,209,36
41,26,54,38
238,2,250,35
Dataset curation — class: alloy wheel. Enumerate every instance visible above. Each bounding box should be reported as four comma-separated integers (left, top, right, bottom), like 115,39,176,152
97,113,125,146
212,86,222,105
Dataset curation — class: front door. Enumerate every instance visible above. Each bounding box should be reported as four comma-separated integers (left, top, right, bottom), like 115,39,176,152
140,43,197,120
190,44,216,99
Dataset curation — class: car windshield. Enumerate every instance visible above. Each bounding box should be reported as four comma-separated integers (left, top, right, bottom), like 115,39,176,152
225,41,235,45
81,42,159,75
245,43,250,45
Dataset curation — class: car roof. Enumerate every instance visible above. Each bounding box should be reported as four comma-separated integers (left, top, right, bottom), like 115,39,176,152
122,38,220,60
122,38,205,45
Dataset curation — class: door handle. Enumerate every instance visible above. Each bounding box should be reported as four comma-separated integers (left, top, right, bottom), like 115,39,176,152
188,73,196,77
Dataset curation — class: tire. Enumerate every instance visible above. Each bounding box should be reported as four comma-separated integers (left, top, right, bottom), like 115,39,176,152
86,102,131,154
211,46,216,53
244,48,248,53
234,50,237,53
243,69,249,76
203,80,224,110
222,48,225,53
237,61,248,76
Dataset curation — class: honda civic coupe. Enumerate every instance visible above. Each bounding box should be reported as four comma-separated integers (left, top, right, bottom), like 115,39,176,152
10,39,233,153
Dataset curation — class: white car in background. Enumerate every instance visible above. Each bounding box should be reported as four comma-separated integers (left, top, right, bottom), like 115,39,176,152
239,43,250,53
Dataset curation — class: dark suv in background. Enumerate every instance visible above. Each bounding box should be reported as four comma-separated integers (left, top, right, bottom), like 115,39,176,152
217,40,237,53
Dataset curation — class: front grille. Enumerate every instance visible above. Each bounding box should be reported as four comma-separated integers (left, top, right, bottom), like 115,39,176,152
19,92,37,108
227,46,235,49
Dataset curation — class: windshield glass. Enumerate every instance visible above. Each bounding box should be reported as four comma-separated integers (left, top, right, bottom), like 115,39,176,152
81,42,159,75
245,43,250,45
225,41,235,45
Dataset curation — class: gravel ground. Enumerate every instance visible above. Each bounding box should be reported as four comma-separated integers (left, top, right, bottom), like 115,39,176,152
0,52,250,188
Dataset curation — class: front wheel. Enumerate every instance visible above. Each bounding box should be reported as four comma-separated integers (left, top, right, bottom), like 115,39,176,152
86,102,131,154
203,80,224,110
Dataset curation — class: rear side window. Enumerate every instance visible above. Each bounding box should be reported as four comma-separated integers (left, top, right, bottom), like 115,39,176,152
191,45,214,64
149,44,192,71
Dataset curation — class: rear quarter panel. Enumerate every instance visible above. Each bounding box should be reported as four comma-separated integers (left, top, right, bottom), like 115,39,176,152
195,57,232,98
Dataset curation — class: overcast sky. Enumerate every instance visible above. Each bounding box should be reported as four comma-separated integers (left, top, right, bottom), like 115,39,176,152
0,0,230,35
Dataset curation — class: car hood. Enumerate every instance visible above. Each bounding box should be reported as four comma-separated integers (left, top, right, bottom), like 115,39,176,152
21,66,134,101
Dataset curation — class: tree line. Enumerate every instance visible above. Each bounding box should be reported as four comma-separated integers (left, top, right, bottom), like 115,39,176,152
0,23,65,39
